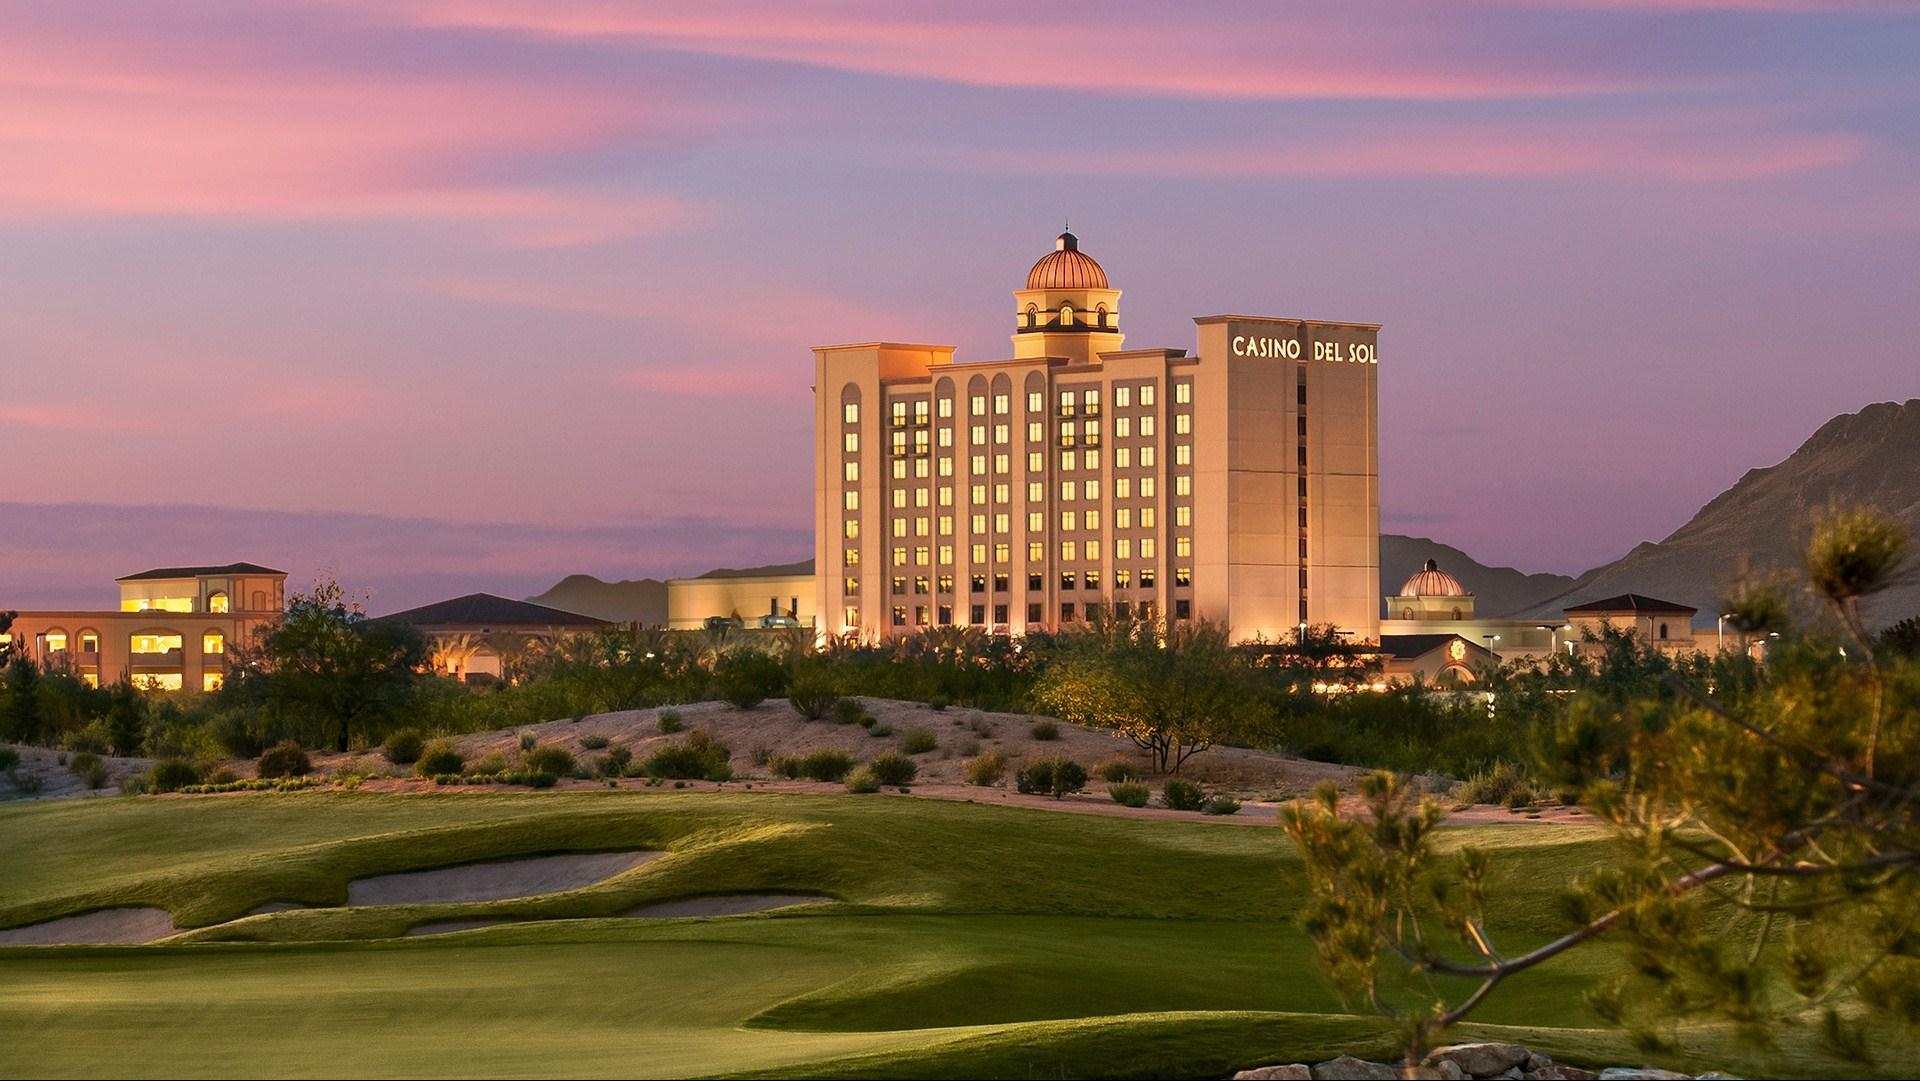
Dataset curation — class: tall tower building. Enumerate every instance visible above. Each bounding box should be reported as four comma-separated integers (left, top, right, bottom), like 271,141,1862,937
813,232,1378,644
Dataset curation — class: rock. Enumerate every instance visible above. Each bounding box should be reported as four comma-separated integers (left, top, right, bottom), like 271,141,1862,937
1596,1070,1690,1081
1428,1043,1531,1077
1524,1070,1567,1081
1493,1070,1524,1080
1432,1060,1468,1080
1555,1070,1596,1081
1311,1055,1401,1080
1232,1067,1311,1080
1526,1053,1554,1071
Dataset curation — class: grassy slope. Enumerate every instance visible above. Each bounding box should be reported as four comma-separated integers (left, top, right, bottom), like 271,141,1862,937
0,790,1896,1079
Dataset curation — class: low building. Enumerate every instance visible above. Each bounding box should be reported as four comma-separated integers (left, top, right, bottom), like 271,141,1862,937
1379,559,1564,662
1563,593,1699,654
380,593,613,681
1374,633,1500,687
665,572,817,632
2,562,287,690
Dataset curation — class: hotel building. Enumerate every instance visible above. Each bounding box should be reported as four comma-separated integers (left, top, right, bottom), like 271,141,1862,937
2,563,287,690
813,231,1379,643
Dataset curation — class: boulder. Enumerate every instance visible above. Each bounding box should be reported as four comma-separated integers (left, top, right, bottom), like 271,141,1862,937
1311,1055,1401,1080
1431,1060,1468,1080
1596,1070,1691,1081
1428,1043,1531,1077
1232,1067,1311,1081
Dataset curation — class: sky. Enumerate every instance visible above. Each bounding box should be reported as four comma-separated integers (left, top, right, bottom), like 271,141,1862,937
1,0,1916,611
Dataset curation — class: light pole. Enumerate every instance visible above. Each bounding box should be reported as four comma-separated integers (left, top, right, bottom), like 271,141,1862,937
1717,613,1730,654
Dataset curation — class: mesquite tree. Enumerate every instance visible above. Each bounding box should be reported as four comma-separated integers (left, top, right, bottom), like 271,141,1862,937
1284,504,1920,1063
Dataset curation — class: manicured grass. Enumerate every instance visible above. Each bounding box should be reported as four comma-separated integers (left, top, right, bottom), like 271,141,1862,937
0,790,1900,1078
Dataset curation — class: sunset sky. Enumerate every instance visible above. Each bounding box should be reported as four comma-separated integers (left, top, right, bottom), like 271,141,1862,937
2,1,1916,610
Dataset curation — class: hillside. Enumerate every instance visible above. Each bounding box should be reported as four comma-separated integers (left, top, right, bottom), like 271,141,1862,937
1520,399,1920,626
526,574,668,625
1380,534,1574,618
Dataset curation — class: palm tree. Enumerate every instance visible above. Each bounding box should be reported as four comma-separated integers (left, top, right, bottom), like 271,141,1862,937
430,632,482,680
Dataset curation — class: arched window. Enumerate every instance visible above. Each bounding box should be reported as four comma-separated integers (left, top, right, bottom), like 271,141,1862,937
1451,607,1463,621
78,630,99,653
1025,303,1038,328
1659,622,1669,640
1401,607,1413,620
1096,304,1108,328
251,590,268,610
1060,304,1073,327
207,591,230,613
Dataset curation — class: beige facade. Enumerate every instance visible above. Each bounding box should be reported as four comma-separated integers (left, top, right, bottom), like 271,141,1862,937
813,232,1380,644
665,574,817,631
3,563,286,690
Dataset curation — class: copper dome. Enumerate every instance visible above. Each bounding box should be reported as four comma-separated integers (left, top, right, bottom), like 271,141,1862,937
1026,231,1109,290
1398,558,1468,598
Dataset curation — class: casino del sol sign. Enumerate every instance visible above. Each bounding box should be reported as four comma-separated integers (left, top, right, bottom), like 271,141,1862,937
1230,334,1376,364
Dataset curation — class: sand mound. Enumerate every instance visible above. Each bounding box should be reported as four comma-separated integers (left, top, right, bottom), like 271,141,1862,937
248,901,308,915
0,907,176,946
627,895,832,918
347,851,660,906
405,918,508,937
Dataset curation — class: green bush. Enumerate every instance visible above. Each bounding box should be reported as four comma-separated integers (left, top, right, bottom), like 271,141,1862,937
844,766,881,794
867,750,917,787
65,725,109,756
580,734,610,750
1016,756,1087,799
1029,719,1060,741
382,728,424,765
832,698,870,726
867,722,893,738
712,648,785,709
927,694,950,712
964,751,1006,787
1161,779,1205,811
901,727,938,754
1202,795,1242,816
416,740,465,778
642,729,732,781
149,758,202,794
656,710,684,734
593,745,632,778
472,751,509,775
798,748,855,782
0,747,18,771
524,771,558,789
81,760,110,789
787,673,841,720
522,744,576,777
256,740,313,779
1095,758,1137,783
765,753,803,780
1108,781,1150,807
518,731,539,751
1458,761,1535,806
67,751,102,777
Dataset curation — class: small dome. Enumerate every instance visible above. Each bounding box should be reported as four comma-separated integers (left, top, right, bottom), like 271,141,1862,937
1399,558,1468,598
1026,231,1109,290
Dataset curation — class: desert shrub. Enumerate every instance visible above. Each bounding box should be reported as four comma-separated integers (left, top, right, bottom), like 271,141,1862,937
518,731,538,752
832,698,870,726
867,750,918,787
204,766,239,785
798,748,855,782
149,757,202,793
522,744,576,777
8,768,44,793
712,648,785,709
82,761,110,789
415,740,465,778
1202,795,1242,816
594,746,632,778
1161,779,1206,811
382,728,424,765
867,722,893,738
472,751,509,775
787,673,841,720
1016,756,1087,799
964,751,1006,787
0,747,18,771
1109,781,1151,807
580,734,610,750
256,740,313,779
65,725,110,756
524,771,558,789
1029,719,1059,741
1095,758,1137,783
844,766,881,794
1457,761,1534,806
656,710,684,734
765,753,803,780
643,729,732,781
901,727,938,755
927,694,950,712
67,751,102,777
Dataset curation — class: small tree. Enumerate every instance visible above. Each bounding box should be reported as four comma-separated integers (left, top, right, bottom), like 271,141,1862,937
256,578,429,752
105,675,144,757
2,654,44,745
1284,503,1920,1063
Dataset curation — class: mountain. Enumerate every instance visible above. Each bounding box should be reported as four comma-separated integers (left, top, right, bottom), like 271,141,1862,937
1518,399,1920,626
1380,534,1575,619
693,559,814,579
526,574,668,625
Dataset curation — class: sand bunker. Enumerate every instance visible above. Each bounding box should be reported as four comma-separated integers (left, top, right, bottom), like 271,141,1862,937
347,851,660,906
627,895,832,918
0,907,177,946
405,918,507,937
248,901,308,915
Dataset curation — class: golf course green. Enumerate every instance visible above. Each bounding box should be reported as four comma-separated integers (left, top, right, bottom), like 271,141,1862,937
0,789,1891,1078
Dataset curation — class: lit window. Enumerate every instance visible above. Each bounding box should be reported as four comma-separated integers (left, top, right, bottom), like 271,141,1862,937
135,674,184,691
1115,478,1131,498
1084,510,1100,530
1175,506,1190,527
844,402,860,424
1062,511,1078,531
131,633,183,654
1027,391,1043,412
80,632,98,653
1142,384,1157,407
1142,507,1157,528
1174,475,1188,496
45,631,68,652
938,397,953,418
1116,417,1131,438
1116,447,1131,468
1116,386,1131,408
1175,381,1191,404
203,632,224,655
1140,415,1156,437
844,433,859,452
1176,444,1192,465
1141,477,1156,498
994,394,1009,415
844,548,860,567
845,519,860,539
971,395,987,416
1175,413,1191,435
1142,538,1157,558
1175,537,1191,557
1140,447,1156,468
1083,480,1099,499
1116,539,1132,559
845,462,860,482
207,592,230,613
1027,451,1042,472
1060,304,1073,326
1116,508,1131,529
203,673,224,692
994,513,1009,533
844,606,860,628
844,491,860,511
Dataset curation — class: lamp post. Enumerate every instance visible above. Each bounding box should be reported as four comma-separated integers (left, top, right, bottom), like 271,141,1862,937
1482,633,1501,657
1717,613,1730,654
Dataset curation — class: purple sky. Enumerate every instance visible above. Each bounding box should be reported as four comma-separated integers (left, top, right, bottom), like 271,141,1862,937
2,1,1916,610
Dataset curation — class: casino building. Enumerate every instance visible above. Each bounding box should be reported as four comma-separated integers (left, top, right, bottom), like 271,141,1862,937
813,231,1380,644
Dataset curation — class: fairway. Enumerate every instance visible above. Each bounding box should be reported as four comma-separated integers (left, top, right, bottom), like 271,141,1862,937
0,790,1893,1078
